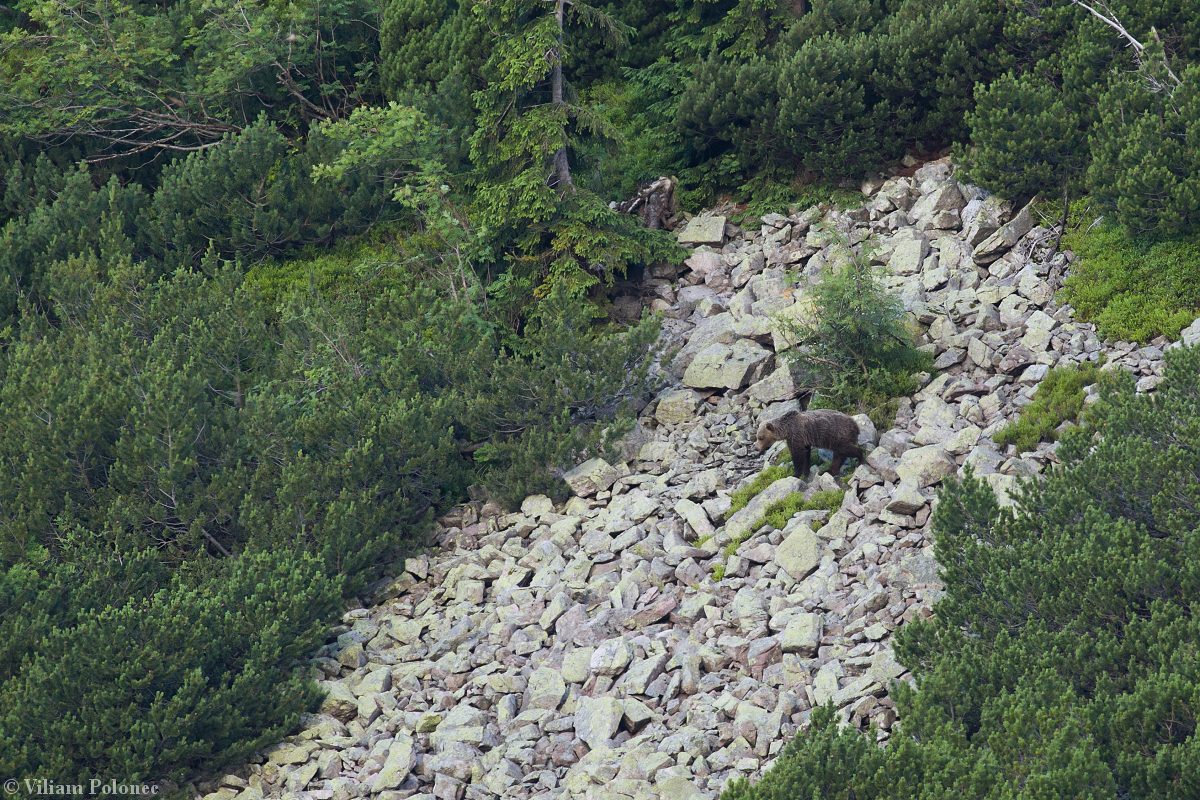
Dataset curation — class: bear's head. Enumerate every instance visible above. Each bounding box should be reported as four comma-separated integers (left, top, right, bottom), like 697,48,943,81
755,420,781,452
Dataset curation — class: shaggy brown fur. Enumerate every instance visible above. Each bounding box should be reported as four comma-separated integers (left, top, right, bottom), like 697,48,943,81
755,409,863,478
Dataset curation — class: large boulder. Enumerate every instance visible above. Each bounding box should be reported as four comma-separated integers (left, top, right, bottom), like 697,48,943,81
373,735,416,790
780,612,822,655
669,312,736,375
962,194,1012,247
655,388,704,426
887,231,930,275
682,340,772,390
523,668,567,711
677,215,727,246
973,199,1035,264
748,366,800,404
675,498,716,540
684,250,724,282
575,697,625,749
563,457,621,497
908,183,965,230
775,521,821,580
896,445,956,488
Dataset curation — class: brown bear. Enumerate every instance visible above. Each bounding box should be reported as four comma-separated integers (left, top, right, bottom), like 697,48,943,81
755,409,863,479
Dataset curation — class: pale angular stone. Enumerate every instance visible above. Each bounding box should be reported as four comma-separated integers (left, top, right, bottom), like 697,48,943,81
896,445,956,488
591,638,633,677
677,215,727,245
683,340,772,390
962,194,1012,246
524,667,567,710
562,647,594,684
1022,310,1058,353
973,200,1034,264
657,777,705,800
852,414,878,446
908,183,965,230
373,735,415,791
748,366,800,404
780,612,822,655
685,250,724,280
576,696,625,749
967,336,994,368
655,389,703,425
563,457,621,497
775,523,821,581
675,498,715,540
886,482,927,515
888,233,930,275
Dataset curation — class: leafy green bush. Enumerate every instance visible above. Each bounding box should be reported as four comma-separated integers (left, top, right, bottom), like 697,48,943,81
959,70,1087,202
145,117,398,271
993,360,1103,453
782,235,932,426
774,32,895,178
1088,61,1200,236
1060,211,1200,342
0,547,340,785
723,344,1200,799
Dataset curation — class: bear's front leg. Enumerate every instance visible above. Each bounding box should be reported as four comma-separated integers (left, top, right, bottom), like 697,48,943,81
791,445,811,479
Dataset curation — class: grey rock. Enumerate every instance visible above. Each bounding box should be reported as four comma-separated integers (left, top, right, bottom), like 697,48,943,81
973,200,1035,264
677,215,727,246
683,340,772,391
563,457,622,497
775,523,821,581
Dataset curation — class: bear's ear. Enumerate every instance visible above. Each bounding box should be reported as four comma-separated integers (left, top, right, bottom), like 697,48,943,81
763,421,778,436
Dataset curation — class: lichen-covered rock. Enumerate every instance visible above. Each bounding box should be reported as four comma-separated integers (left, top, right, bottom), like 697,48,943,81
682,340,772,390
677,215,727,245
563,457,621,497
774,522,821,581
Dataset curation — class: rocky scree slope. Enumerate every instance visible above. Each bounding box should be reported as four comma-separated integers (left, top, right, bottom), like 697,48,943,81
195,158,1183,800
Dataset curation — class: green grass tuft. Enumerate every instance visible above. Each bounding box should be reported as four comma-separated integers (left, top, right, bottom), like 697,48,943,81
713,488,846,580
727,464,792,516
994,360,1103,453
758,489,846,531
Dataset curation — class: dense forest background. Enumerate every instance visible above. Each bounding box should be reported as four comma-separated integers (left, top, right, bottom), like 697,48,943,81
0,0,1197,793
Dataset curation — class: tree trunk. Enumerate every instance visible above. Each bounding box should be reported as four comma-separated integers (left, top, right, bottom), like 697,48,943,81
1053,181,1070,255
550,0,574,192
